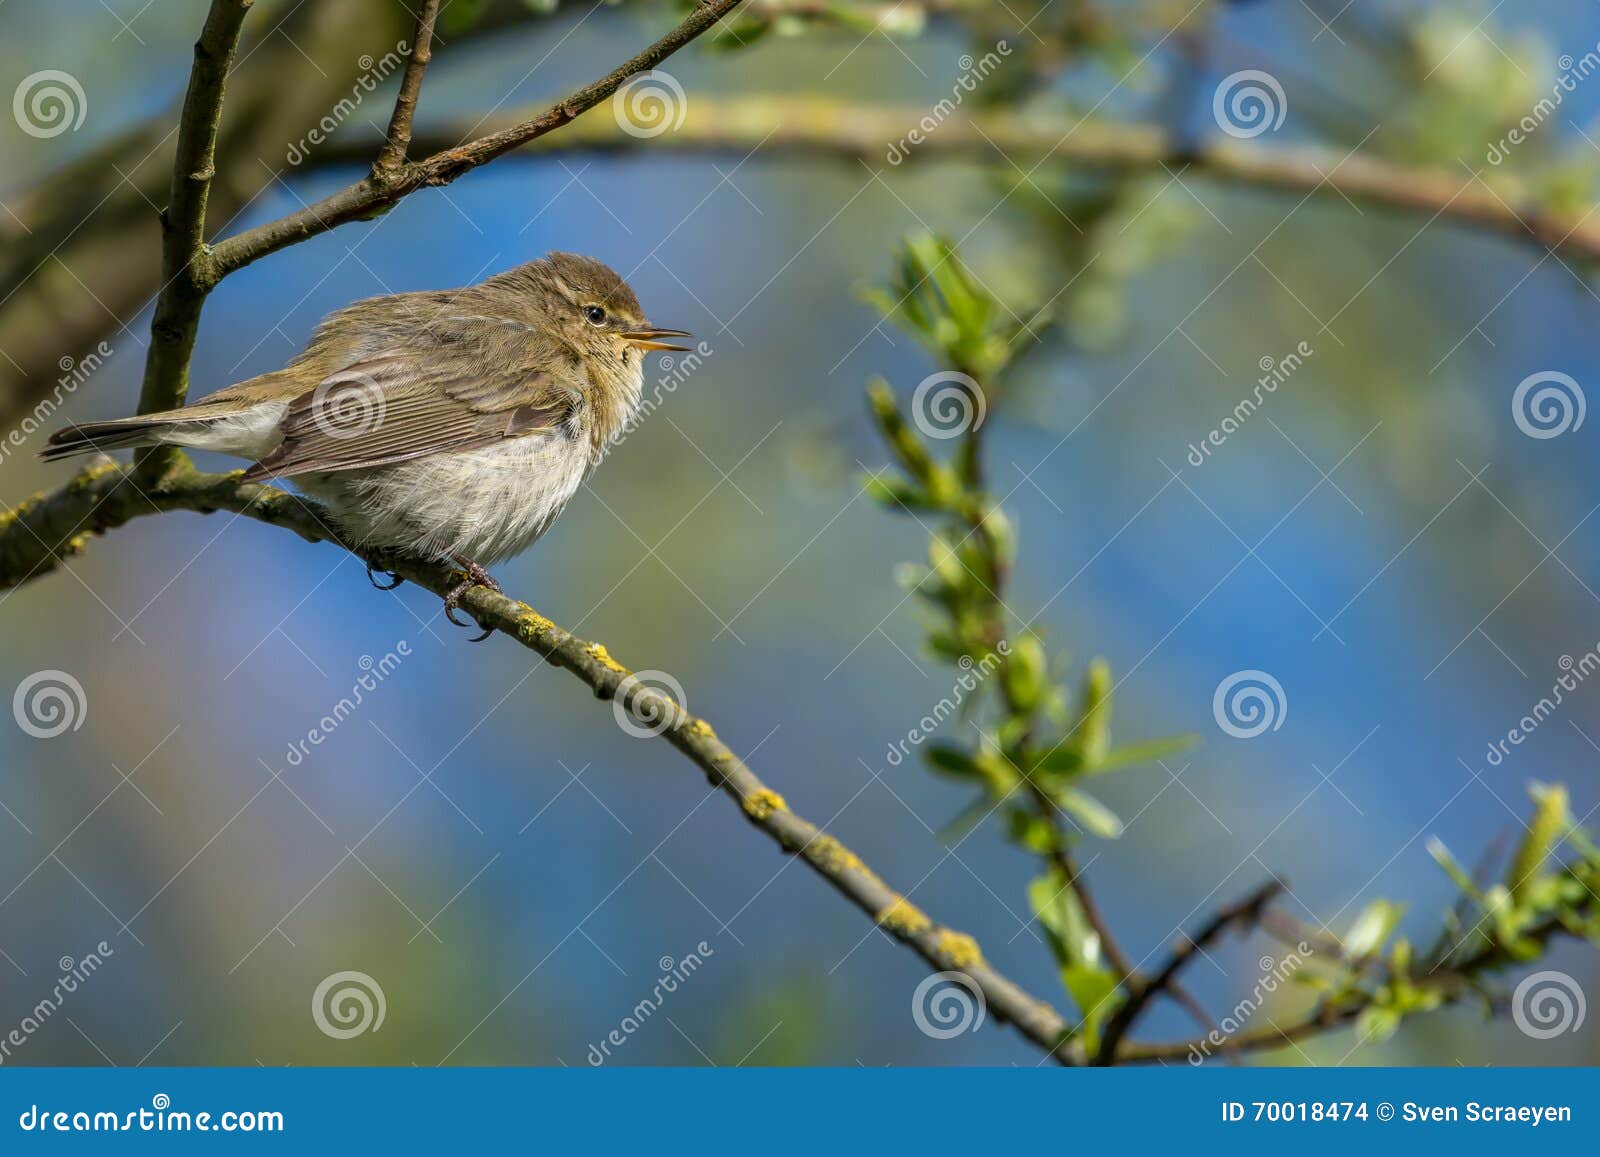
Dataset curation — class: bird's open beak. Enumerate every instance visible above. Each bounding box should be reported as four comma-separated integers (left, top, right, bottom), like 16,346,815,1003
622,327,692,352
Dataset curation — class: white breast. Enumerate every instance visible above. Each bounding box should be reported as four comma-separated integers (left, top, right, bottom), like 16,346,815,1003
298,433,592,565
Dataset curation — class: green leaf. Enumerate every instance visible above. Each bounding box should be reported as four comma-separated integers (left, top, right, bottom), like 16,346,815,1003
1344,899,1405,960
1029,867,1100,968
860,472,930,511
1002,635,1048,715
923,743,981,780
1507,782,1570,903
1427,836,1484,903
1075,659,1113,766
1062,962,1123,1050
937,794,994,844
1055,785,1123,839
1008,810,1060,855
1356,1004,1402,1043
1082,735,1197,776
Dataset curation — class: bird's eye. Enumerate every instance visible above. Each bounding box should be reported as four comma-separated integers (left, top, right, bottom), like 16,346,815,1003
583,305,607,325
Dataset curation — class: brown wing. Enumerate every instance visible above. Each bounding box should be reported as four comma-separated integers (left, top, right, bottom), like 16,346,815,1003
240,347,582,482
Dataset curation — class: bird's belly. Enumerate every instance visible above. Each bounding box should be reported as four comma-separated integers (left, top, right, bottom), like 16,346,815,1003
300,436,589,565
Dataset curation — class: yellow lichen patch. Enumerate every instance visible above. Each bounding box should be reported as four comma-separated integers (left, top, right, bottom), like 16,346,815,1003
683,718,716,740
741,788,787,821
74,460,121,487
876,896,931,937
586,642,626,673
515,609,555,638
804,834,865,876
934,929,984,969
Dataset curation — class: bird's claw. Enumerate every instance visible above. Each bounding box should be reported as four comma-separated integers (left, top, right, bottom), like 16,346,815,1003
365,558,403,591
443,556,501,642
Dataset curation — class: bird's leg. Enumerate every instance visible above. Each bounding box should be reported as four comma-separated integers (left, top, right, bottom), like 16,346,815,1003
443,553,501,642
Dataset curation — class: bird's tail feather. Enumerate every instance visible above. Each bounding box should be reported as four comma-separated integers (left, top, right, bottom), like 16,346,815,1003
39,395,275,463
39,416,178,462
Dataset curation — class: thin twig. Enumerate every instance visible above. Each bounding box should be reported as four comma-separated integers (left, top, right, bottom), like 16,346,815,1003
1094,879,1285,1064
134,0,254,478
374,0,441,175
208,0,747,278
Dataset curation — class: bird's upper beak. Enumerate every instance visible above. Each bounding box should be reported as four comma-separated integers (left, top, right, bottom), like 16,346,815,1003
621,326,692,352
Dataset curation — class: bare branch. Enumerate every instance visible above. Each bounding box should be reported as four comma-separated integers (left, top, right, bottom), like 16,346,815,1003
134,0,253,438
373,0,441,176
304,95,1600,262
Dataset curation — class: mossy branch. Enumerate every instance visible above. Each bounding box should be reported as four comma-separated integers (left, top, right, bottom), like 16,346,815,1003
0,460,1079,1062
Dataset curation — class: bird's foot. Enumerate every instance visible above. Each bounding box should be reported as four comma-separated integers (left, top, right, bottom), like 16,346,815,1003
365,554,403,591
443,554,501,642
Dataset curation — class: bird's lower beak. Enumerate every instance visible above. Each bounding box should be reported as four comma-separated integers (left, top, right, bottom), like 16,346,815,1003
622,327,693,352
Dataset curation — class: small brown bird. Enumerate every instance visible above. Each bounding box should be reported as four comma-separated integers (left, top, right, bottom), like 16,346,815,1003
44,254,689,636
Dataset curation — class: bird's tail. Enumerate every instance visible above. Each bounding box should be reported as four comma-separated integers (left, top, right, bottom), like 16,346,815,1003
39,411,191,463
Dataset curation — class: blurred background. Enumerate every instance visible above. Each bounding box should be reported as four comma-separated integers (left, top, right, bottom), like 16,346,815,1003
1,0,1598,1066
